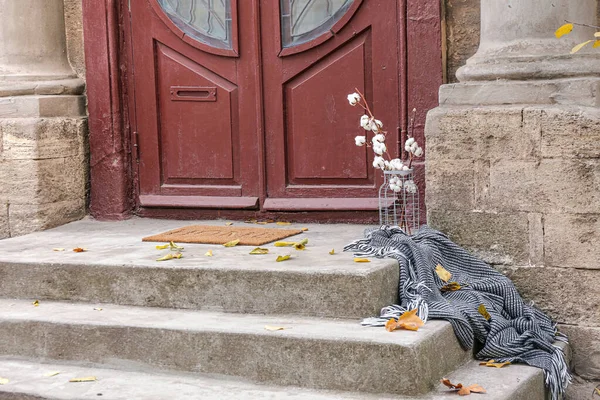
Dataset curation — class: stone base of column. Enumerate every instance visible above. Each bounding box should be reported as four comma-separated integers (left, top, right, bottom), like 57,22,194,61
0,81,87,239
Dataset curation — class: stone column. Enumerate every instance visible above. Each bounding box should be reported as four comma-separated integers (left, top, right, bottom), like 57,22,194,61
426,0,600,395
0,0,87,239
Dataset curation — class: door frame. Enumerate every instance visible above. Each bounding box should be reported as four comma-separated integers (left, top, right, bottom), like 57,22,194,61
82,0,443,221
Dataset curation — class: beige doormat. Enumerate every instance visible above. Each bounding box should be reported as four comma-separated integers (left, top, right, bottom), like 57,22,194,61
142,225,303,246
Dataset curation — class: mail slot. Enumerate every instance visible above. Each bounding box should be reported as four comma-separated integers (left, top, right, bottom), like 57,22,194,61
170,86,217,102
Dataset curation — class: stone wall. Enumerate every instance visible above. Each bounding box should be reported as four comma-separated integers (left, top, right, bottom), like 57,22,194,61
64,0,86,79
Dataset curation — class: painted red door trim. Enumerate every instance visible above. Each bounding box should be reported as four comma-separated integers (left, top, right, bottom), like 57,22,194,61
82,0,442,221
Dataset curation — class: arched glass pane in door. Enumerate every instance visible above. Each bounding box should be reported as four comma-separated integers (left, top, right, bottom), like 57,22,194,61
280,0,354,48
157,0,232,49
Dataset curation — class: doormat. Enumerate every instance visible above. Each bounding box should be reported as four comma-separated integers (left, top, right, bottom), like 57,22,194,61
142,225,304,246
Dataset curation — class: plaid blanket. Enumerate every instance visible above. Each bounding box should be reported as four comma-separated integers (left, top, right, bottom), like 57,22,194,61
344,226,570,399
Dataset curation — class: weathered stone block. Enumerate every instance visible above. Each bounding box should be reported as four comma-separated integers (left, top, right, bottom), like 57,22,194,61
425,159,476,210
427,210,530,265
8,198,85,237
500,265,600,327
545,213,600,270
0,117,87,160
0,96,85,118
565,376,600,400
0,156,87,205
540,107,600,159
0,201,8,239
558,325,600,380
488,159,600,213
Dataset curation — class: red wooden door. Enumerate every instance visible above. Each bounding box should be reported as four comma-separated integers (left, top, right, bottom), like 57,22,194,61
130,0,262,209
261,0,400,212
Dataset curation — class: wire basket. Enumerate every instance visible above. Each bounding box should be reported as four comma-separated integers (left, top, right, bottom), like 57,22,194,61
379,169,420,233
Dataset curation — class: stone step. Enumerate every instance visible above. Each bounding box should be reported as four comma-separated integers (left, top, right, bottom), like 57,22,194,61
0,357,546,400
0,218,398,319
0,300,469,396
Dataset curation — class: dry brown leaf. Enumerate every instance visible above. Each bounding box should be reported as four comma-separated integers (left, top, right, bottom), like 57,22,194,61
459,384,486,395
435,264,451,282
249,247,269,255
32,300,39,307
264,325,285,331
69,376,97,383
223,239,240,247
441,379,462,389
441,282,462,292
480,360,510,368
478,304,491,321
52,248,65,252
155,243,170,250
274,241,296,247
0,377,8,385
205,250,213,256
301,227,309,231
385,309,424,332
354,258,371,263
276,221,291,226
329,249,335,255
276,255,291,262
73,247,87,253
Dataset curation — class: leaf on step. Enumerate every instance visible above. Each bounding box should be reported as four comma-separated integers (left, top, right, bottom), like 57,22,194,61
276,221,291,226
52,248,65,252
93,308,103,311
69,376,97,383
479,360,510,368
329,249,335,255
555,23,573,38
385,308,424,332
44,371,61,377
441,379,462,389
458,384,486,396
156,253,182,261
205,250,213,257
354,258,371,263
294,239,308,250
276,255,291,262
223,239,240,247
478,304,491,321
169,241,184,250
571,40,593,54
435,264,451,282
32,300,39,307
225,222,233,226
155,243,170,250
0,377,8,385
264,325,285,331
73,248,87,253
440,282,462,292
274,241,296,247
301,228,309,232
249,247,269,255
244,219,258,224
594,40,600,49
594,385,600,396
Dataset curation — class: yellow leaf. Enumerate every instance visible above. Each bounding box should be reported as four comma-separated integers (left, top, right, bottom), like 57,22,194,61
276,221,291,226
73,247,87,253
594,40,600,48
44,371,61,377
173,253,183,259
223,239,240,247
480,360,511,368
225,222,233,226
249,247,269,255
52,248,65,252
478,304,491,321
169,241,184,250
274,241,296,247
435,264,452,282
264,325,285,331
244,219,258,224
595,32,600,38
69,376,97,382
33,300,39,307
555,23,573,38
156,253,174,261
301,227,309,231
329,249,335,255
571,40,593,54
354,258,371,263
385,308,425,332
0,377,8,385
595,386,600,396
294,239,308,250
155,243,170,250
276,255,291,262
205,250,213,256
440,282,461,292
256,221,269,225
93,308,103,311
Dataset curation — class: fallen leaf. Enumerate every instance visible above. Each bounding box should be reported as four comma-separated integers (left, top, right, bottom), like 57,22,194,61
276,255,291,262
329,249,335,255
223,239,240,247
441,282,462,292
594,40,600,49
594,386,600,396
33,300,39,307
244,219,258,224
69,376,97,383
156,253,182,261
294,238,308,250
595,32,600,38
52,248,65,252
478,304,491,321
225,222,233,226
73,248,87,253
354,258,371,263
173,253,183,259
274,241,296,247
250,247,269,255
301,228,309,232
205,250,213,256
44,371,61,377
169,241,184,250
441,379,463,390
155,243,170,250
480,360,510,368
93,308,103,311
276,221,291,226
435,264,451,282
571,40,593,54
0,377,8,385
264,325,285,331
555,23,573,38
256,221,269,225
458,384,486,396
386,309,425,332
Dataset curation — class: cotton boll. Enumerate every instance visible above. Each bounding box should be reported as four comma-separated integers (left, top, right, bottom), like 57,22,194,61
347,92,361,106
360,115,371,130
355,136,366,146
372,134,385,143
373,156,386,169
414,147,423,157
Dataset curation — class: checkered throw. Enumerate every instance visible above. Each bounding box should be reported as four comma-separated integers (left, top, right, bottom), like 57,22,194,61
344,226,570,399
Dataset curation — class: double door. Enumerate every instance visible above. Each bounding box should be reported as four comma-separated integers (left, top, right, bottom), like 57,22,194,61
129,0,400,212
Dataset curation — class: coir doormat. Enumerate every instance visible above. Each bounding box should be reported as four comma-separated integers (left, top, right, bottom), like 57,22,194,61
142,225,303,246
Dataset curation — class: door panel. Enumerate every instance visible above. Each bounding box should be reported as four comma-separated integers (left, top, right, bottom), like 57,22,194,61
131,0,259,208
262,0,400,210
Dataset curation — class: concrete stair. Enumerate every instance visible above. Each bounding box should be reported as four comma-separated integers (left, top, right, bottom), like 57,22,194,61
0,219,554,399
